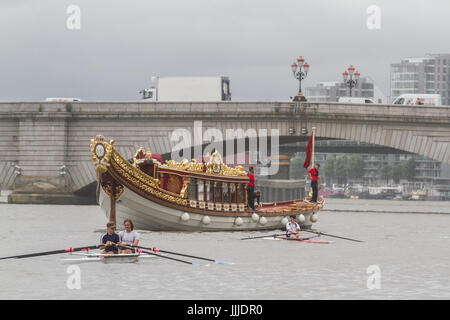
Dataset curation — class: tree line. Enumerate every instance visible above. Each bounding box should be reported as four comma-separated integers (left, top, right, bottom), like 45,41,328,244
289,155,417,184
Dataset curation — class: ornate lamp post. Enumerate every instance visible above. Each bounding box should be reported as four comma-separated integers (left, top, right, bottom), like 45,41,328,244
291,56,310,101
342,65,360,97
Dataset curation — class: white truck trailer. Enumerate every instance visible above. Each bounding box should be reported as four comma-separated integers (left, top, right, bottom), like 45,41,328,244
141,76,231,102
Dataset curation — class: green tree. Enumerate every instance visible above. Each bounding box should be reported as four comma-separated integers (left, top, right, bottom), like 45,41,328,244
391,163,404,183
380,165,392,184
403,158,417,181
322,157,336,185
335,156,349,184
347,154,365,183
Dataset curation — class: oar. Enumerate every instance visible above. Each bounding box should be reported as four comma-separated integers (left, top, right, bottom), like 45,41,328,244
240,233,285,240
135,245,233,265
0,245,100,261
303,230,363,242
119,245,200,266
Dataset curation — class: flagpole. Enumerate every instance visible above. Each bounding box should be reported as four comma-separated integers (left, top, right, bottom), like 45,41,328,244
311,127,316,168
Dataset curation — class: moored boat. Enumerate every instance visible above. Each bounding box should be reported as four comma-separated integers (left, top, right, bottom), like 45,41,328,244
90,135,324,231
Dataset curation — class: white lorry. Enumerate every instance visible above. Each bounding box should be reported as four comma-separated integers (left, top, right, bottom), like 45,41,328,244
140,76,231,102
392,94,442,106
338,97,376,104
45,98,82,102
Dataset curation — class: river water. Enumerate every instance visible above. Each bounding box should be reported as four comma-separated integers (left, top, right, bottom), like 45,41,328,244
0,199,449,300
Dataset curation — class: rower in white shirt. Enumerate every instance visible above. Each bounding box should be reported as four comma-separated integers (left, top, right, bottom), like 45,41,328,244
118,219,140,254
286,215,301,238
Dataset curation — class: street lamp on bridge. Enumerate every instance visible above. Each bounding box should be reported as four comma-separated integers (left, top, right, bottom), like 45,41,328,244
291,56,310,101
342,65,360,97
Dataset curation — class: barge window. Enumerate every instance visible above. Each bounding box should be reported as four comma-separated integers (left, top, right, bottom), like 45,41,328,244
209,182,215,202
205,181,210,201
231,184,236,203
239,183,246,203
198,181,204,201
189,178,196,200
223,183,229,203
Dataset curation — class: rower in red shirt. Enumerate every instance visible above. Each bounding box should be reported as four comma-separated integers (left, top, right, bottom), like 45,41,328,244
307,163,320,203
247,167,256,211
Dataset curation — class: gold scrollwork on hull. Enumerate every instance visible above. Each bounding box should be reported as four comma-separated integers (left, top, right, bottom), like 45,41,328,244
90,135,114,174
180,178,190,198
164,150,247,177
109,148,187,206
104,184,124,200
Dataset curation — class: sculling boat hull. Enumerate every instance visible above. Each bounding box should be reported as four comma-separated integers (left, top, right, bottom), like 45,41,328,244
60,252,156,264
262,237,333,244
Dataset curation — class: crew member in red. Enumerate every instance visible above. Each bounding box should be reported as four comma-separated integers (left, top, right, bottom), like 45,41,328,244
307,163,320,203
247,166,256,211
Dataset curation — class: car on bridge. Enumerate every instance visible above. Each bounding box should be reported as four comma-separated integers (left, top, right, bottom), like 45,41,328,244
392,94,442,106
338,97,376,104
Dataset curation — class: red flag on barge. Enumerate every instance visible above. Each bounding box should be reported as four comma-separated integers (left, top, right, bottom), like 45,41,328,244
303,134,313,168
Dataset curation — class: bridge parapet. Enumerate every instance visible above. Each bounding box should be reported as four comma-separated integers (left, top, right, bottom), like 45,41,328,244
1,101,449,121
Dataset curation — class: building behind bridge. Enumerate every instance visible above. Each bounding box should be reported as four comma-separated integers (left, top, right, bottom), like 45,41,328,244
304,77,387,104
390,54,450,105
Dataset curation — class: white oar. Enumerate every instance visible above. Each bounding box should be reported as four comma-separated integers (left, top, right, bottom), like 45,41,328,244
136,245,233,265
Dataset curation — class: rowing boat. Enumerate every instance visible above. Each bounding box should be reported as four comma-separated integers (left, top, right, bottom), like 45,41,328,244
60,252,157,264
2,245,227,267
262,236,333,244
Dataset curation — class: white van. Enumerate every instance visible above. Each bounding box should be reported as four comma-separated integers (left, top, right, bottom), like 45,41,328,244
392,94,441,106
338,97,375,104
45,98,82,102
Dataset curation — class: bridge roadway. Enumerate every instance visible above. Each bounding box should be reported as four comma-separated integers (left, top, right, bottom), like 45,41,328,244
0,101,449,193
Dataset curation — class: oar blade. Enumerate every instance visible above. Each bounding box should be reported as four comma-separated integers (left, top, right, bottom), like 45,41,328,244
0,256,18,261
305,230,363,243
214,259,234,265
240,233,282,240
136,245,232,265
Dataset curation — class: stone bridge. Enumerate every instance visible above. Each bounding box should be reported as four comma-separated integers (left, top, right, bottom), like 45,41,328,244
0,101,449,197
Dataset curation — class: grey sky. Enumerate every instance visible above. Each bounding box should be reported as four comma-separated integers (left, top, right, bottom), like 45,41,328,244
0,0,449,101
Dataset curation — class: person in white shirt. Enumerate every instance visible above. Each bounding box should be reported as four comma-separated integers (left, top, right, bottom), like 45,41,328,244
118,219,140,254
286,215,301,238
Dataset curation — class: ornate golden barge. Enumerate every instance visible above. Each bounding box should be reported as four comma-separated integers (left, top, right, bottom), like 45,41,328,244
90,135,324,231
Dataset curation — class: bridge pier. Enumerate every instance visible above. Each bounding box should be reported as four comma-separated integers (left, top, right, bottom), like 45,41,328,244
5,110,94,204
268,154,292,180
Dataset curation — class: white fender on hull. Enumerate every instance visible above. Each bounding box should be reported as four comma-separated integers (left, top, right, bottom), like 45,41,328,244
202,215,211,225
259,216,267,225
